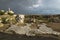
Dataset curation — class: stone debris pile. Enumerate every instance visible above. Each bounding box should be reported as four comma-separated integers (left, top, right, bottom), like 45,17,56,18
5,23,60,36
36,23,60,35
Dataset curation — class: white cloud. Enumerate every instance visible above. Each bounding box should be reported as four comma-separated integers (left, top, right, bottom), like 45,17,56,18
32,4,40,8
33,0,43,8
28,0,43,9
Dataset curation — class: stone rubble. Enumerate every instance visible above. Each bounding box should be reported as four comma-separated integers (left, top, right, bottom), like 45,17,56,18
5,23,60,36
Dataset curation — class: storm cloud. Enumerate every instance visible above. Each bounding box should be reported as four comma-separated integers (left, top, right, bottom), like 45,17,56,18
0,0,60,15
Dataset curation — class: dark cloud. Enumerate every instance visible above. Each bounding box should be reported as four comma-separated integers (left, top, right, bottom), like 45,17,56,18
0,0,60,15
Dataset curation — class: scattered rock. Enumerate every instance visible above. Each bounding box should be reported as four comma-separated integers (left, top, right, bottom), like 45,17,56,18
5,23,60,36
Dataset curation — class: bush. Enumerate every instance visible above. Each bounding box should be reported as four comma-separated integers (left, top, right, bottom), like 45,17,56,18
2,18,9,24
8,13,14,15
0,10,5,15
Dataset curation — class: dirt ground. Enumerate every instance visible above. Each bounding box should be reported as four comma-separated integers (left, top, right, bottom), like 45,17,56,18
0,32,60,40
47,23,60,32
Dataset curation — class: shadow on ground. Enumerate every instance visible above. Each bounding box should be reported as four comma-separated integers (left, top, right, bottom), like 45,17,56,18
0,32,60,40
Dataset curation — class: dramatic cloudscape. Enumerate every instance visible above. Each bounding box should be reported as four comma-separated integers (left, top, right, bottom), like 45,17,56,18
0,0,60,15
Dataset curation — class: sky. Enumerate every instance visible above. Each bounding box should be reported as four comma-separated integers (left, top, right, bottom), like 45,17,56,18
0,0,60,15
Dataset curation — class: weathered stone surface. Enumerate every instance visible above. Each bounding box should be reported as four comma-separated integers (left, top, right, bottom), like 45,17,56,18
5,23,60,36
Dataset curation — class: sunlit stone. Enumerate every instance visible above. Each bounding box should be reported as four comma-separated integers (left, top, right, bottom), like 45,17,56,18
19,14,25,24
13,14,17,17
1,10,5,12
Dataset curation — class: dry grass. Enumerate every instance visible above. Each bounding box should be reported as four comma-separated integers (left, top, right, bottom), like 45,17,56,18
47,23,60,32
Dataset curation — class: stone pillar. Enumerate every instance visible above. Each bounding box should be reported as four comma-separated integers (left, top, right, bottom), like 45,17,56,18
19,15,25,24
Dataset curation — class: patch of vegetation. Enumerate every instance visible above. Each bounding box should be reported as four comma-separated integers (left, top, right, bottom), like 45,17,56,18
0,10,5,15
